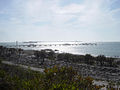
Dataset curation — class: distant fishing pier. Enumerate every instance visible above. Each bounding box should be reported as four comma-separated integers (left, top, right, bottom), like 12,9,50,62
13,41,97,48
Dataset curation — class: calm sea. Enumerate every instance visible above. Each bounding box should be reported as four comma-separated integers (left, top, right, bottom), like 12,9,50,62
0,42,120,57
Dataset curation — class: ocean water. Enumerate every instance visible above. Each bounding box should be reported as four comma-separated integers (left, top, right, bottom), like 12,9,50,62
0,42,120,57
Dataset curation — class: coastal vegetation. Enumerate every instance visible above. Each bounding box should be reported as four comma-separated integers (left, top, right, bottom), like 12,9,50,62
0,46,119,68
0,46,120,89
57,53,118,67
0,59,120,90
34,49,55,64
0,59,104,90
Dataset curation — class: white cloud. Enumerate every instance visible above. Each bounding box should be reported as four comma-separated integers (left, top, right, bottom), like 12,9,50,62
0,0,120,41
2,0,120,29
51,0,120,30
53,4,85,14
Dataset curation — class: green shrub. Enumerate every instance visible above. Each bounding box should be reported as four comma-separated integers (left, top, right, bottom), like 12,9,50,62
43,66,103,90
0,64,104,90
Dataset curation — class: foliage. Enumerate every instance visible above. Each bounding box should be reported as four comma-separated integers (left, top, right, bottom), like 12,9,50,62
0,45,118,67
0,64,104,90
0,46,119,89
44,66,104,90
84,54,95,65
34,49,55,64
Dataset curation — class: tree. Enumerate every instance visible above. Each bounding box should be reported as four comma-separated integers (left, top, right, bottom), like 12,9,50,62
96,55,106,66
34,50,46,64
47,50,55,60
85,54,94,65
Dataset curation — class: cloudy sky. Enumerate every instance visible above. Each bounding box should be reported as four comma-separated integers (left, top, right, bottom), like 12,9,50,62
0,0,120,42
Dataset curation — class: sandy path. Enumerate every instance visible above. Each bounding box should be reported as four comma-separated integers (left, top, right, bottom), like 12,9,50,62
2,61,44,73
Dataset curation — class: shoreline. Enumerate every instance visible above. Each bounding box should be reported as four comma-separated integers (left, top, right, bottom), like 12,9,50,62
0,46,120,83
1,45,120,59
1,41,120,58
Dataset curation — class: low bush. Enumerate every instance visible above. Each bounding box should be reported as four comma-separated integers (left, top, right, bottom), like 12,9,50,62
0,64,104,90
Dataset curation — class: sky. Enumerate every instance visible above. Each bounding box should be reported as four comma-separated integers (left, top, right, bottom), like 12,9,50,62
0,0,120,42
